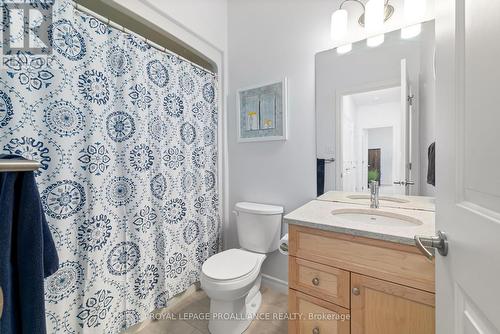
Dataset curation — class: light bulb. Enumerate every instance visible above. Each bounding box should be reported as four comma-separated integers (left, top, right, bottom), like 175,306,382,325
331,9,348,42
365,0,385,47
402,0,426,39
404,0,426,23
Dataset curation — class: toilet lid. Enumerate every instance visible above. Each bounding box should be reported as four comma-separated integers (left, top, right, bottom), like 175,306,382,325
235,202,283,215
202,249,259,280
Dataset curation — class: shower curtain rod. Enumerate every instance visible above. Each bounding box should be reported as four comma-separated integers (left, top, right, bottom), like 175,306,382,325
73,2,216,75
0,160,41,172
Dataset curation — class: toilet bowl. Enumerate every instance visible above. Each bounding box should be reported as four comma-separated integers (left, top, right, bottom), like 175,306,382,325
201,249,266,334
201,202,283,334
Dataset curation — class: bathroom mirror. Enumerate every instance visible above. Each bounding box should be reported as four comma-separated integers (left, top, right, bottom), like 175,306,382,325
315,21,435,197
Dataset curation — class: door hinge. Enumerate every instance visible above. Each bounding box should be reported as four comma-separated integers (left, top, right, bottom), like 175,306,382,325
407,94,414,106
408,162,412,170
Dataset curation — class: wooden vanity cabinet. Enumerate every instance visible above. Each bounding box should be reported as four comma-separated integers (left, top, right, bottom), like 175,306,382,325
288,225,435,334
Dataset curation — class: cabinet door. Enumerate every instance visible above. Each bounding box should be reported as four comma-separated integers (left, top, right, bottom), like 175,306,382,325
289,289,350,334
351,274,435,334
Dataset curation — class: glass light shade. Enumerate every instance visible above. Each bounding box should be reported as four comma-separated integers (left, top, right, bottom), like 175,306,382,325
404,0,426,24
401,23,422,39
337,43,352,54
367,34,384,47
365,0,384,36
331,9,348,42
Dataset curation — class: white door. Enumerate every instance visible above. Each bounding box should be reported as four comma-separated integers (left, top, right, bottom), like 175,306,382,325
436,0,500,332
395,59,411,195
407,85,416,196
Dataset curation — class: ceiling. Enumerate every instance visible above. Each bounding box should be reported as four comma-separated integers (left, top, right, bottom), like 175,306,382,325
349,86,401,107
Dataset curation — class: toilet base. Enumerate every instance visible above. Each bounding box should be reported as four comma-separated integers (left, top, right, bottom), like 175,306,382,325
208,277,262,334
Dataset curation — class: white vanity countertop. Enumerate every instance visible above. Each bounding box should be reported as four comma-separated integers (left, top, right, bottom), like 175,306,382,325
284,200,435,246
317,191,436,212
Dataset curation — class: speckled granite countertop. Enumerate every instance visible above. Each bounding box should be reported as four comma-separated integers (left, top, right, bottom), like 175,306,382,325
317,191,435,212
284,200,435,246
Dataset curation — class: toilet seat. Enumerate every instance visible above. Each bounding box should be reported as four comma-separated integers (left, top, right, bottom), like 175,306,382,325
202,249,263,281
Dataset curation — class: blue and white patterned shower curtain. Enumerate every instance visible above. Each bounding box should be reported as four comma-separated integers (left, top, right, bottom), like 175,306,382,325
0,1,221,332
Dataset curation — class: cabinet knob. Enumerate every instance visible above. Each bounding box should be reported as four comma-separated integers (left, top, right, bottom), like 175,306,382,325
312,326,320,334
352,287,360,296
312,277,320,286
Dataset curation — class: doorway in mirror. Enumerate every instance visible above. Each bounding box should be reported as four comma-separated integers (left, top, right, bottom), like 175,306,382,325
340,86,405,195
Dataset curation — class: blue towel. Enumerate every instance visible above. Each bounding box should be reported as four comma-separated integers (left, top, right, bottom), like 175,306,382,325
316,158,325,197
0,155,59,334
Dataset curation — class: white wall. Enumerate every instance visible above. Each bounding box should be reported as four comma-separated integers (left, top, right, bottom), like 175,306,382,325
227,0,335,283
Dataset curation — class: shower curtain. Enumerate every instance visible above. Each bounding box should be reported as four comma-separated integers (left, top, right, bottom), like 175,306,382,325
0,1,221,332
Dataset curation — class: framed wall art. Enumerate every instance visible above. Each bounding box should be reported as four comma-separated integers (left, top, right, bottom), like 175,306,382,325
237,78,288,142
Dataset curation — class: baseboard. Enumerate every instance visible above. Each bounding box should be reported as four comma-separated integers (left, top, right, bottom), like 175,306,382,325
261,274,288,294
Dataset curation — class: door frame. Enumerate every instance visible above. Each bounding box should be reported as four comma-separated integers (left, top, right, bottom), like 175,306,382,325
368,148,382,184
334,79,417,192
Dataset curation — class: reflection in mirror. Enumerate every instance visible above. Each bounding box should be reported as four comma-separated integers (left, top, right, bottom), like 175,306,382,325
316,21,435,197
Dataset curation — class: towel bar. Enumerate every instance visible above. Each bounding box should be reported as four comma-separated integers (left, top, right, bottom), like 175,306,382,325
0,160,41,172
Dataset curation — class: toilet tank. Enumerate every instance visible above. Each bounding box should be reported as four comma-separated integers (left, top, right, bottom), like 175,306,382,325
234,202,283,253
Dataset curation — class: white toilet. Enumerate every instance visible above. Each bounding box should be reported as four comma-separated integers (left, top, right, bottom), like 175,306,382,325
201,202,283,334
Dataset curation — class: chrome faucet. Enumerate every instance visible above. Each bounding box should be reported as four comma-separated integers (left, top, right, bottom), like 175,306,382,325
370,180,379,209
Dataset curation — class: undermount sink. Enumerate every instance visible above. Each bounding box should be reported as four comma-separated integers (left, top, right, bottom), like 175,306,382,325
346,194,410,203
331,208,422,227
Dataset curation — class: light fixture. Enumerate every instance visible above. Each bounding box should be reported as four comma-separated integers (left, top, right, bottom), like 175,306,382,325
330,0,394,52
401,0,426,39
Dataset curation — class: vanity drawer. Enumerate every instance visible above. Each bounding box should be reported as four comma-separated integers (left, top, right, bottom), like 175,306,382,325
289,289,350,334
289,256,350,308
289,225,435,292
